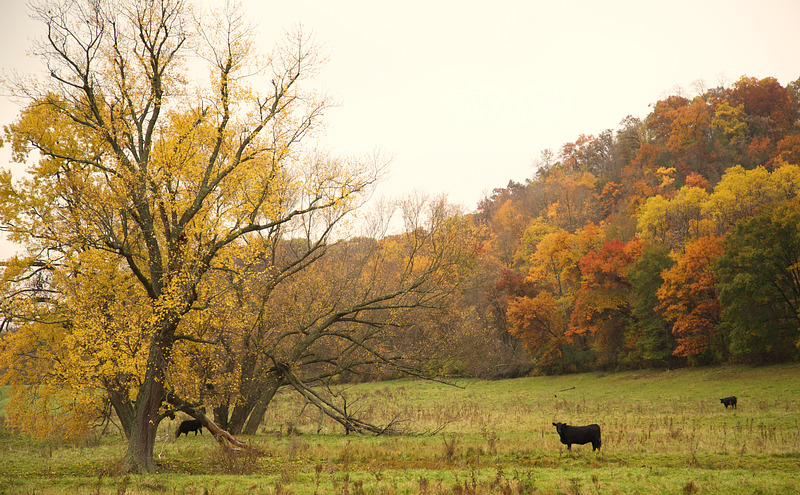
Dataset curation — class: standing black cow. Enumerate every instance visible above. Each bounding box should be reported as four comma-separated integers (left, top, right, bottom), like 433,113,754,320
552,422,601,451
175,419,203,438
720,396,737,409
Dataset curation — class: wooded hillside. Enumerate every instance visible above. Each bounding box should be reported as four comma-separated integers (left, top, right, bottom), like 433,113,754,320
469,75,800,374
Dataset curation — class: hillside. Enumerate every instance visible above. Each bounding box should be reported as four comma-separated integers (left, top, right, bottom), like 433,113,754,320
454,75,800,375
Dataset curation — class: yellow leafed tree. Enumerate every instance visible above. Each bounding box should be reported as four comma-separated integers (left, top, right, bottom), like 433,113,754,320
0,0,381,473
0,251,148,441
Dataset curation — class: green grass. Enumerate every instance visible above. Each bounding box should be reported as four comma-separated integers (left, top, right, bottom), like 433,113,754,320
1,364,799,493
0,385,9,417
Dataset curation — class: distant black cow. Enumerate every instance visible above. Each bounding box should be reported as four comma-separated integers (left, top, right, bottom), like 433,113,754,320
175,419,203,438
720,396,737,409
552,422,601,451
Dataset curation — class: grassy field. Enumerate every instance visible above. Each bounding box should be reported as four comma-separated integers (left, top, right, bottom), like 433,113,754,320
1,364,799,494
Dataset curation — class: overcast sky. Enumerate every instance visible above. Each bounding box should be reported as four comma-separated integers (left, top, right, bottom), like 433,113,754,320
2,0,800,258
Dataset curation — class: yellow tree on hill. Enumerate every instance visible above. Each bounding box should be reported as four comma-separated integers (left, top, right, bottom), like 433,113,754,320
0,0,381,473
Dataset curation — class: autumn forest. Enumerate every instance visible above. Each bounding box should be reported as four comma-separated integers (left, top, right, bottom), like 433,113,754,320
474,75,800,374
0,0,799,474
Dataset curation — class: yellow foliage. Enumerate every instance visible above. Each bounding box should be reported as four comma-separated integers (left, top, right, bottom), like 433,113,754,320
637,195,670,244
0,250,151,440
636,165,800,253
705,166,778,230
656,167,676,190
769,164,800,200
711,101,749,141
4,384,106,443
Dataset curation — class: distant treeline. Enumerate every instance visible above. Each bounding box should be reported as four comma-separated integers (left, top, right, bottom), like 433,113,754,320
431,75,800,376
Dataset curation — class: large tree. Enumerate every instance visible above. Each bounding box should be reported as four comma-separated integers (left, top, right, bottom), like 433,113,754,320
716,200,800,362
627,244,676,365
567,238,642,367
657,236,725,363
1,0,382,473
190,195,478,436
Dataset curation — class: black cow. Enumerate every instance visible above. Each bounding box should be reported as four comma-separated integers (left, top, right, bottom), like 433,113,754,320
552,422,601,451
720,396,737,409
175,419,203,438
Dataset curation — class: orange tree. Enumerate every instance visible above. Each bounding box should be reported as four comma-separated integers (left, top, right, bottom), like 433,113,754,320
656,236,726,364
567,238,643,367
0,0,381,473
507,224,603,372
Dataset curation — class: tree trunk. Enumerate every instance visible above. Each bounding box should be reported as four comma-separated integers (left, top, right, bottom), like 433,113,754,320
227,397,257,435
107,386,135,439
213,403,230,430
123,411,160,473
242,373,282,435
122,332,172,473
226,351,260,434
122,381,164,472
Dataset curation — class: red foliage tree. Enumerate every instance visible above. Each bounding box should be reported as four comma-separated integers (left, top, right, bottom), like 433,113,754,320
773,134,800,167
684,172,711,190
745,136,775,168
508,292,567,368
568,238,643,365
657,236,725,361
731,76,797,138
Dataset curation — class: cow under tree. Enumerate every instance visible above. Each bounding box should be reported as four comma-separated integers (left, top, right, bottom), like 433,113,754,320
552,422,602,451
175,419,203,438
720,396,737,409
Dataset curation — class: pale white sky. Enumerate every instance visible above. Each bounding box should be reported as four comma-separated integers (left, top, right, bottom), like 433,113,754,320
2,0,800,259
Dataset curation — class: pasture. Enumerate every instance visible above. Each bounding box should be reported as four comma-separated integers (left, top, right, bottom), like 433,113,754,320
1,364,799,494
